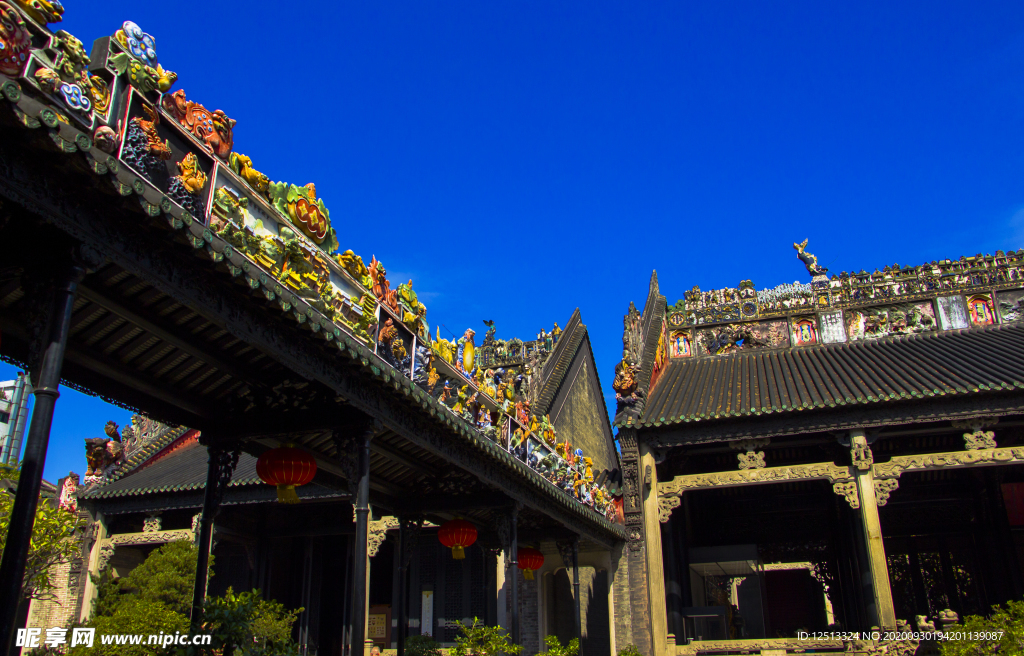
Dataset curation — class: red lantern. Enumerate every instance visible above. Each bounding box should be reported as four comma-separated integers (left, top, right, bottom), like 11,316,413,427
517,547,544,580
438,519,477,559
256,444,317,504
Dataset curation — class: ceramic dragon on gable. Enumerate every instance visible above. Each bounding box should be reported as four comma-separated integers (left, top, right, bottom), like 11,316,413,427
794,238,828,277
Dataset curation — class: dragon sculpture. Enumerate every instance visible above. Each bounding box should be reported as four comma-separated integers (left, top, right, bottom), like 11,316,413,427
794,238,828,276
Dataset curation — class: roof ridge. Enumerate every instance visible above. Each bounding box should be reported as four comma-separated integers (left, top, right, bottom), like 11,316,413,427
99,425,192,486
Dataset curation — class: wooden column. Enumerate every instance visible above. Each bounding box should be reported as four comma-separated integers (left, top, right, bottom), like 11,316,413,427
0,261,85,656
397,516,422,656
509,505,520,645
850,431,896,630
191,443,241,624
352,430,372,656
640,443,669,656
572,538,581,648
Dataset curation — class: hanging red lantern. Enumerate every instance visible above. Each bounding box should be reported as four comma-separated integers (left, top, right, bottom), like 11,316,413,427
517,547,544,580
256,444,317,504
438,519,477,559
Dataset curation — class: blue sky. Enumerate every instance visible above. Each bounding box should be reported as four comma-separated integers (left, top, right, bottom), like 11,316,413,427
11,1,1024,482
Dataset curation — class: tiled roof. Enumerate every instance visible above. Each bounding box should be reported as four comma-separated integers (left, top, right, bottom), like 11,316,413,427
101,425,191,486
640,323,1024,428
82,441,265,499
535,309,586,415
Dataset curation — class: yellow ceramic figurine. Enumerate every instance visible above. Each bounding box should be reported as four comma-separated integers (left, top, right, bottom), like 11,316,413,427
13,0,63,24
176,153,207,194
433,327,455,364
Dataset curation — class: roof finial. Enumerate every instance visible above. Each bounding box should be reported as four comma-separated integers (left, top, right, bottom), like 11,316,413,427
793,239,828,277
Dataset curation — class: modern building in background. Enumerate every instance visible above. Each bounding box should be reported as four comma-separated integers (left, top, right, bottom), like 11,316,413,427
0,373,32,466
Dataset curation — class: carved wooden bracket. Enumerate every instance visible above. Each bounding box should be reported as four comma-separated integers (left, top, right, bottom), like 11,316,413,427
657,461,857,522
368,516,399,558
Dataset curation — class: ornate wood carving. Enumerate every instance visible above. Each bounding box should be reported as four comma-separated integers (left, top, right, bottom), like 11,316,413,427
368,516,399,558
619,428,644,553
658,461,858,522
106,528,195,546
661,446,1024,519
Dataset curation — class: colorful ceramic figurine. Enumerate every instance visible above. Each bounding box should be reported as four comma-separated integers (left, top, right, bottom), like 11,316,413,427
175,153,207,195
112,21,176,91
136,104,172,160
162,90,235,159
228,152,270,195
337,250,373,288
367,256,400,313
432,327,455,364
92,126,117,154
167,152,208,218
457,328,476,375
11,0,62,25
267,182,339,253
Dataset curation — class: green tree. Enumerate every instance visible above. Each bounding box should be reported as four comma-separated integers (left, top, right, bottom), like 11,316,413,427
939,600,1024,656
75,540,303,656
452,618,523,656
76,541,201,655
616,645,643,656
537,635,579,656
202,587,302,656
0,463,84,601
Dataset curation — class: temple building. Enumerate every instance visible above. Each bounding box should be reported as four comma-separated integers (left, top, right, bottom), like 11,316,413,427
612,244,1024,655
22,311,620,656
0,6,625,656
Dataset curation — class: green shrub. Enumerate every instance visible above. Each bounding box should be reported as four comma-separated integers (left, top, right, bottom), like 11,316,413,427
537,635,579,656
406,635,444,656
617,645,643,656
76,540,302,656
939,600,1024,656
452,618,523,656
202,587,302,656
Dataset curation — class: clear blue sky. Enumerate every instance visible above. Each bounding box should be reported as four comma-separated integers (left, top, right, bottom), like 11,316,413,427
13,1,1024,482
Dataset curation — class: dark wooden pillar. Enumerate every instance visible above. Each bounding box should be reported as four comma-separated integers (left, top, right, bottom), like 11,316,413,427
191,443,241,623
351,429,373,656
572,537,581,647
397,516,422,656
509,505,520,645
0,261,85,656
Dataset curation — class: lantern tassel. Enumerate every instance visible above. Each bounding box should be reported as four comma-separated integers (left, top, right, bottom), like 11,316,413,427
276,484,301,504
452,545,466,560
524,568,534,581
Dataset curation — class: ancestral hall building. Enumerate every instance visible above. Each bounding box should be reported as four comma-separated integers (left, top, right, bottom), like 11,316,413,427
0,5,626,656
612,245,1024,655
26,312,620,656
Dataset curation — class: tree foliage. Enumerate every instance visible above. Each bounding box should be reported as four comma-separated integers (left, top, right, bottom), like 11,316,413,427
616,645,644,656
452,618,523,656
405,635,444,656
201,587,302,656
80,540,303,656
0,463,83,601
537,635,579,656
939,600,1024,656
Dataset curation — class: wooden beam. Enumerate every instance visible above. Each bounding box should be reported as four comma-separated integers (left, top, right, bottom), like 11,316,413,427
78,284,265,390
